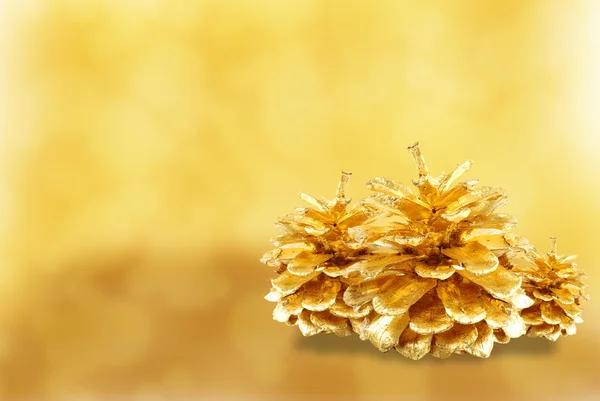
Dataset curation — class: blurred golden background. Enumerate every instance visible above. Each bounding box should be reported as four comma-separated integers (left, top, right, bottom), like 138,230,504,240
0,0,599,399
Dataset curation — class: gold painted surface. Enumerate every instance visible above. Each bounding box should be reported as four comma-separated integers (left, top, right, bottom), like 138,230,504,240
0,1,599,399
261,145,586,359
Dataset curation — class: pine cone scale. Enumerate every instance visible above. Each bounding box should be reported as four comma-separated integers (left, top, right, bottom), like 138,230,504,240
414,263,455,280
435,323,478,350
364,313,410,352
407,292,454,334
457,266,521,299
481,296,514,328
286,252,332,276
271,270,319,296
436,280,487,325
396,328,432,360
372,275,437,316
465,322,495,358
441,241,500,275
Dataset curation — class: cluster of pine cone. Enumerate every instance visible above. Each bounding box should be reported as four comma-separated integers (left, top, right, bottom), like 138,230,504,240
261,143,588,359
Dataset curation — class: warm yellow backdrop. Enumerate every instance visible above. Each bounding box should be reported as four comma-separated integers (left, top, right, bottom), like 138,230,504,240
0,1,599,400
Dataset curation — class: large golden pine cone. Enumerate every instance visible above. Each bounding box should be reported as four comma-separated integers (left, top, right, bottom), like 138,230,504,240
261,172,381,337
343,143,534,359
512,238,589,341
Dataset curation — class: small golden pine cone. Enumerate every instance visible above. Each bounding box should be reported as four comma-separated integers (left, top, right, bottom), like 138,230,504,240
513,238,589,341
261,172,381,337
343,143,533,359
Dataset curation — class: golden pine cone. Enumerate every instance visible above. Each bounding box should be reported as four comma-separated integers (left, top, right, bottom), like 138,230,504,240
342,143,534,359
513,238,589,341
260,142,588,360
261,172,381,337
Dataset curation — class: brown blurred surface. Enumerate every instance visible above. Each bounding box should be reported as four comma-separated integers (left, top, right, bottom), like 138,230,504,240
0,1,599,400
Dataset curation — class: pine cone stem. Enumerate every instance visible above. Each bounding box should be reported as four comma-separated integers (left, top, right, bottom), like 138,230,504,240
407,142,429,176
336,171,352,200
550,236,557,255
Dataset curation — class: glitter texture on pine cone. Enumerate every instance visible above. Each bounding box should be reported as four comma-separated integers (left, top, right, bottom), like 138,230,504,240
260,143,588,360
343,143,535,359
513,238,589,341
261,172,382,338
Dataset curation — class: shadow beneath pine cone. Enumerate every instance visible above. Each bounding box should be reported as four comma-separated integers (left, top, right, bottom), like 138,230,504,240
295,332,556,363
294,333,412,363
492,335,557,356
